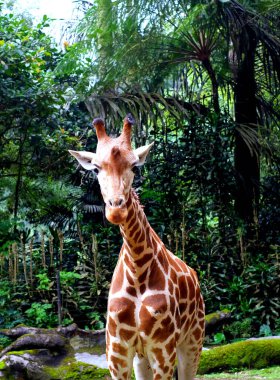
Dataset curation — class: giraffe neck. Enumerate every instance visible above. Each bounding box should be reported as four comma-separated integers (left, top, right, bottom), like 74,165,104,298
120,190,159,263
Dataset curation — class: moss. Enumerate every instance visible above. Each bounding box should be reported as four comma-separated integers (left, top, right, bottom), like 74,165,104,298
198,339,280,374
0,357,16,380
44,357,110,380
205,309,230,324
6,349,41,356
0,361,6,370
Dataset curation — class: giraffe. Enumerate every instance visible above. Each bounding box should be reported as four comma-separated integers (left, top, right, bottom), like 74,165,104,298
69,115,205,380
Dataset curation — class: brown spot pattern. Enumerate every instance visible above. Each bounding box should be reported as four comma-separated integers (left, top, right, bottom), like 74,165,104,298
119,328,135,340
143,294,167,314
109,297,136,327
178,276,188,299
188,277,196,300
112,343,128,356
108,316,117,336
139,305,157,335
111,355,127,368
111,263,124,294
126,270,134,285
140,283,146,294
126,286,137,297
135,252,151,265
157,250,169,274
148,262,165,290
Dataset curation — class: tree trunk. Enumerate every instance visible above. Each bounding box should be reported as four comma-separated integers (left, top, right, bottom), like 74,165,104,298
234,29,259,238
202,58,220,116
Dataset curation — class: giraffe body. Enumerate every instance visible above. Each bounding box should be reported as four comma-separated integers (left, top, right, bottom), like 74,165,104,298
69,115,205,380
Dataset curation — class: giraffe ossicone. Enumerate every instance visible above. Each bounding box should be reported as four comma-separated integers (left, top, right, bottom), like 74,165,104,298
69,115,205,380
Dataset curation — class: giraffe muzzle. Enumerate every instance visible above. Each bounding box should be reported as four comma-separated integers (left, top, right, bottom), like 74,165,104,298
105,196,128,224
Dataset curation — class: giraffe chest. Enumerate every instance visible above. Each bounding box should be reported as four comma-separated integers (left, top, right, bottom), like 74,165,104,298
108,290,169,329
107,291,179,358
108,273,181,353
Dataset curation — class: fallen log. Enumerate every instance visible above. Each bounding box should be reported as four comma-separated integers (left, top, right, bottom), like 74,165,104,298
205,310,231,335
0,333,68,358
0,324,80,359
0,323,79,339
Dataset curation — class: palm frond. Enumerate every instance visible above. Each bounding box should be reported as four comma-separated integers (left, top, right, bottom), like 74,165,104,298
85,89,209,141
218,0,280,78
235,123,260,158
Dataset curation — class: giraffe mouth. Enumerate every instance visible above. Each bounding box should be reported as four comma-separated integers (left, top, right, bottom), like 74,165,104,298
105,205,128,225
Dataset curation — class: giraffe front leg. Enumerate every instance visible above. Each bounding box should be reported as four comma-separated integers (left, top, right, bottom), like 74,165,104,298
106,327,135,380
107,342,134,380
148,346,177,380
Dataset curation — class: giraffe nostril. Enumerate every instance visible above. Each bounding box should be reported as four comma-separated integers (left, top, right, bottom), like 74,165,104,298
108,197,125,208
117,198,124,207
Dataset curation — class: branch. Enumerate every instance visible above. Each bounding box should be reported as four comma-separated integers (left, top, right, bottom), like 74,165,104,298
0,323,106,358
205,310,232,335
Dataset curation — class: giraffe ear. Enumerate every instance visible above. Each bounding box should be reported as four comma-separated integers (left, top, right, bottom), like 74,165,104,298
69,150,98,170
133,142,154,167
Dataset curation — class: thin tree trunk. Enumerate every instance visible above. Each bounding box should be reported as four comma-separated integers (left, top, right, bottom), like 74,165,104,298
56,268,62,326
51,228,63,326
77,220,87,258
181,204,186,262
20,234,29,287
12,242,18,285
0,253,3,274
41,231,46,269
49,236,54,267
92,234,98,292
13,131,27,231
8,245,13,281
58,230,64,265
29,238,34,288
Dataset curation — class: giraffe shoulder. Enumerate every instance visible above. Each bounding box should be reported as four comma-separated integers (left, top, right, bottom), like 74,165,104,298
166,249,190,274
110,259,124,294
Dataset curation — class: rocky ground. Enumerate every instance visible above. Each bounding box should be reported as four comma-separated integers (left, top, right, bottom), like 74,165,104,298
0,331,279,379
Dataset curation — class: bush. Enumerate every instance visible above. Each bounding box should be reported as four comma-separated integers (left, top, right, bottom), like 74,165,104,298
25,303,57,328
224,319,253,340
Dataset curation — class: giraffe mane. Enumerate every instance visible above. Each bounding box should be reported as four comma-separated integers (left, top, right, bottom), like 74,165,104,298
131,188,144,209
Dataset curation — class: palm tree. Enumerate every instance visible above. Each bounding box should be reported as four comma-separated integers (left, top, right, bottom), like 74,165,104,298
60,0,280,243
218,0,280,236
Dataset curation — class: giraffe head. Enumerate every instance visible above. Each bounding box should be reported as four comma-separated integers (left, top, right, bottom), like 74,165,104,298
69,115,153,225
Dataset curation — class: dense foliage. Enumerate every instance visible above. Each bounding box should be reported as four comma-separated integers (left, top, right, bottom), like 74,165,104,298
0,0,279,341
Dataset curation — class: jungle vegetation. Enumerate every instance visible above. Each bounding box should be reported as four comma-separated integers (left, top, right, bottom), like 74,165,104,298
0,0,279,341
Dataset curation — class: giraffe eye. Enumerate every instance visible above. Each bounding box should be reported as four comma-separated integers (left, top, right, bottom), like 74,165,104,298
132,165,138,174
93,167,100,175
